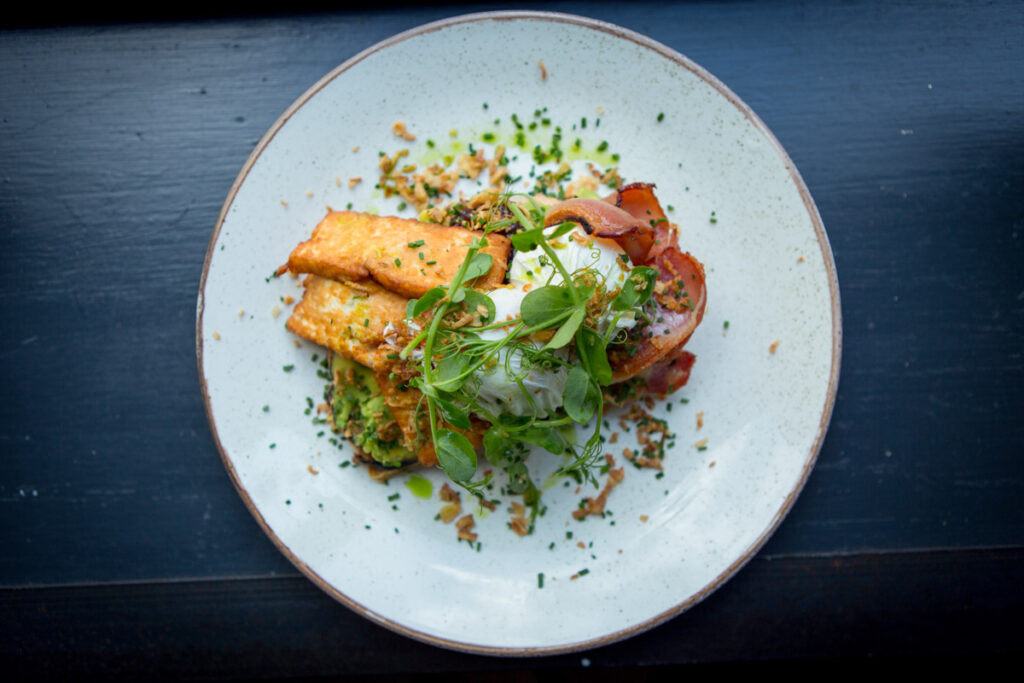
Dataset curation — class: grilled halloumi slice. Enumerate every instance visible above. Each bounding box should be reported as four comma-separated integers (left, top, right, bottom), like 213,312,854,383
285,275,408,371
287,211,510,299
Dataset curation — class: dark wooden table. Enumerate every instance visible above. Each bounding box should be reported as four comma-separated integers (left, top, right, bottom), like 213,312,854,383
2,1,1022,678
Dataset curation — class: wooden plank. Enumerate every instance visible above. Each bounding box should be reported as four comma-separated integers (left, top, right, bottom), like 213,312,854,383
1,548,1020,678
0,1,1021,590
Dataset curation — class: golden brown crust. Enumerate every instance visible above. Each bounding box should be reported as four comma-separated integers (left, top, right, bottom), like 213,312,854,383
287,211,510,298
284,275,408,371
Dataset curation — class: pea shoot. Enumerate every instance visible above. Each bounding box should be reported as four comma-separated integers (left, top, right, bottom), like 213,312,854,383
396,192,659,520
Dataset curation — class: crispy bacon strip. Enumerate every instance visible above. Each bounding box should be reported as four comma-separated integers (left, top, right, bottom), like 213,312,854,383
544,198,654,264
544,184,678,265
611,182,676,261
609,247,707,383
642,351,696,397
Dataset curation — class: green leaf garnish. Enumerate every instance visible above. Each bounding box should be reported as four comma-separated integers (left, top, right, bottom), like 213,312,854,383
393,191,656,521
612,266,658,311
508,221,576,252
521,285,575,326
544,306,585,350
410,286,447,318
459,288,496,324
581,327,613,386
437,398,471,430
436,430,477,481
563,365,599,422
462,252,493,282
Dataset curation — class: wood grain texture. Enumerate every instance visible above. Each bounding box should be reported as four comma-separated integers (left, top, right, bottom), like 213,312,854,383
0,0,1021,665
2,548,1020,677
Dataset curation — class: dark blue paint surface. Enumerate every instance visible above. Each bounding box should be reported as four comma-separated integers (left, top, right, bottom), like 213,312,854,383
0,0,1022,671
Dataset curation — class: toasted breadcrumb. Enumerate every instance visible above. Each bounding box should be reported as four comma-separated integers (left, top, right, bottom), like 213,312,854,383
440,502,461,523
351,146,360,153
280,200,288,207
293,340,300,348
455,514,477,542
697,411,704,430
335,176,341,186
348,177,362,189
639,515,649,522
271,305,281,319
365,463,405,482
238,309,245,317
392,121,416,141
213,332,221,340
695,438,709,449
797,256,805,263
572,467,624,520
440,483,460,503
509,516,530,536
283,295,294,305
538,59,547,80
307,465,319,475
770,340,780,354
619,404,673,466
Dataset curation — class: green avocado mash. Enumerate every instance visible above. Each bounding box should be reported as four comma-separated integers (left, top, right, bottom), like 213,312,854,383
328,353,416,468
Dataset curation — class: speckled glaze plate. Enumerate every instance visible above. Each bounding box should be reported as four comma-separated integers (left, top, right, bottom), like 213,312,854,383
197,11,840,655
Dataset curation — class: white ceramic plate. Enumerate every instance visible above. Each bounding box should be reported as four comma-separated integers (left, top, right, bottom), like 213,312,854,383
198,11,840,655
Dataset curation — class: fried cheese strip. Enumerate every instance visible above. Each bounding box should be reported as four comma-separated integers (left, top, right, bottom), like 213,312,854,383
285,276,407,371
287,211,511,298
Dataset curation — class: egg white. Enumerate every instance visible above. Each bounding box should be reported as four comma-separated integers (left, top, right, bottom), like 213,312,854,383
470,228,636,418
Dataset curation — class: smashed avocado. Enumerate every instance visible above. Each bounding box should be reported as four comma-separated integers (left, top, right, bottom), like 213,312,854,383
328,353,416,468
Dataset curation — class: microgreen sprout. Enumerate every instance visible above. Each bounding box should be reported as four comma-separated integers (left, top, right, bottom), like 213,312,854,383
397,193,656,519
